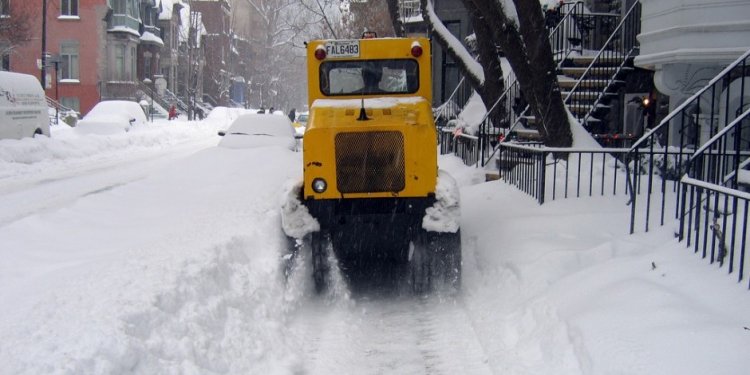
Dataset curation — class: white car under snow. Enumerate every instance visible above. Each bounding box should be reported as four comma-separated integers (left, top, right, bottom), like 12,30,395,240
75,100,148,135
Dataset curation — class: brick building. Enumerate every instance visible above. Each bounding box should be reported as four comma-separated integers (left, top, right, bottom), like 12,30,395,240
1,0,191,116
6,0,110,115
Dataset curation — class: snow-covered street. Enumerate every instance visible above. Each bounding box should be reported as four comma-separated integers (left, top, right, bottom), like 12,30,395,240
0,118,748,374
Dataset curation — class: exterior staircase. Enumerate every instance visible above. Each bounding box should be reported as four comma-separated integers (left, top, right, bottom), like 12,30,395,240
46,96,77,125
561,1,640,138
439,1,643,166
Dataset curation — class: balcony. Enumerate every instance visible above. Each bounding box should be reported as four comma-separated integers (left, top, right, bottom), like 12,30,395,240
144,24,160,36
108,13,140,36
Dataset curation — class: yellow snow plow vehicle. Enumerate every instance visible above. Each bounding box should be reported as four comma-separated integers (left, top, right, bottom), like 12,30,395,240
282,35,461,294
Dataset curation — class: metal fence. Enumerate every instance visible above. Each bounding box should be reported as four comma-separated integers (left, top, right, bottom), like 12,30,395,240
496,143,631,204
627,48,750,234
678,108,750,288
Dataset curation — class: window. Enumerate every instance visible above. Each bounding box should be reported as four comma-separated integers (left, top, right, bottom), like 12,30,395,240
144,56,151,79
0,0,9,17
60,97,80,112
131,47,136,80
1,52,9,71
114,45,125,80
60,43,79,80
61,0,78,16
113,0,125,14
320,59,419,96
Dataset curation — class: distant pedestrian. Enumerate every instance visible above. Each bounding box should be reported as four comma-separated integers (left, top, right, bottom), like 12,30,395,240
269,106,275,114
168,105,178,120
288,108,296,122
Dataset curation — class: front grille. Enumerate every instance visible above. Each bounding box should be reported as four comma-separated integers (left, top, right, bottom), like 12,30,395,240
335,131,405,193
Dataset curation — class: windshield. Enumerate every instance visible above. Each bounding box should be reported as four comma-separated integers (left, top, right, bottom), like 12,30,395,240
298,114,308,123
320,59,419,96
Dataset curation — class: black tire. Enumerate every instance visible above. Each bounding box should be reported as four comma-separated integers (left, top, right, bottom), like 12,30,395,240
410,234,432,294
310,230,330,294
435,230,462,291
409,230,462,294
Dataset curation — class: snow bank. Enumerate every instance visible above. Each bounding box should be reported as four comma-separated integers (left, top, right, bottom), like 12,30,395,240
447,92,487,135
423,170,461,233
280,179,320,239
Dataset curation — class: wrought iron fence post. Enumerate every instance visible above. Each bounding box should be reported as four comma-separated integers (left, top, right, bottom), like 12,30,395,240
539,150,547,204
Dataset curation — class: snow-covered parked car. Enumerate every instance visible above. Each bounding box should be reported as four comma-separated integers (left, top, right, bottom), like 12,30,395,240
218,113,298,151
0,71,50,140
75,100,148,135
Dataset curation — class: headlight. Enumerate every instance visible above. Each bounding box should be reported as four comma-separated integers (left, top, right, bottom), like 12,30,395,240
312,178,327,193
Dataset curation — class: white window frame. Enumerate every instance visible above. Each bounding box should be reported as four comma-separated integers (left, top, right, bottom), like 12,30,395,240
60,42,80,81
60,0,79,17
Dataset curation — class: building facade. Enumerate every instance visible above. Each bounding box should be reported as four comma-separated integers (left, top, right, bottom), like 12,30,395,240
190,0,233,107
1,0,216,116
7,0,110,114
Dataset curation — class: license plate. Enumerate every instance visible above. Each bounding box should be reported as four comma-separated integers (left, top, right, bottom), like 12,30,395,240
325,40,360,59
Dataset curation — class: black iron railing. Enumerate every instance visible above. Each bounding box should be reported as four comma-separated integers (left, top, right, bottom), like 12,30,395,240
548,1,586,58
677,108,750,287
46,96,77,125
434,76,472,130
439,127,480,166
497,143,631,204
627,48,750,234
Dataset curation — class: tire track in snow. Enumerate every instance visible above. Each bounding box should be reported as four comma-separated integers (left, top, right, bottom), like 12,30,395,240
290,292,494,374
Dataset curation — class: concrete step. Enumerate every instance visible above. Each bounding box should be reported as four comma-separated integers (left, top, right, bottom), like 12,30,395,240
558,78,611,89
566,54,625,67
560,66,618,78
562,90,617,101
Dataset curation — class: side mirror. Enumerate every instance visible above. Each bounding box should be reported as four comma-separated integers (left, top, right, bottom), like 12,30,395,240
217,131,226,136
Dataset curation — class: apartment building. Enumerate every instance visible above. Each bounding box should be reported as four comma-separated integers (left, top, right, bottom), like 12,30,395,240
190,0,233,107
1,0,219,115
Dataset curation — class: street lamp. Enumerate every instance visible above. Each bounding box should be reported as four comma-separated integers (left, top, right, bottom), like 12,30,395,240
143,77,153,122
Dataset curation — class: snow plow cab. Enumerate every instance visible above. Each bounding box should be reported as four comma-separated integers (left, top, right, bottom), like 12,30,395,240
285,36,461,294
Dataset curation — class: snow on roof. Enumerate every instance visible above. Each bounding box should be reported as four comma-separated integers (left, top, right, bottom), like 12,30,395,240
107,25,140,37
140,31,165,46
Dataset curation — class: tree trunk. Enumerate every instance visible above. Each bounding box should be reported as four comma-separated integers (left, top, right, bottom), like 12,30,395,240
463,0,506,128
513,0,572,147
385,0,405,37
424,0,573,147
420,0,505,131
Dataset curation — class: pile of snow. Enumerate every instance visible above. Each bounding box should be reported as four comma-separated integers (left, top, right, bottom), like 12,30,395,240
422,170,461,233
280,180,320,239
446,92,487,135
